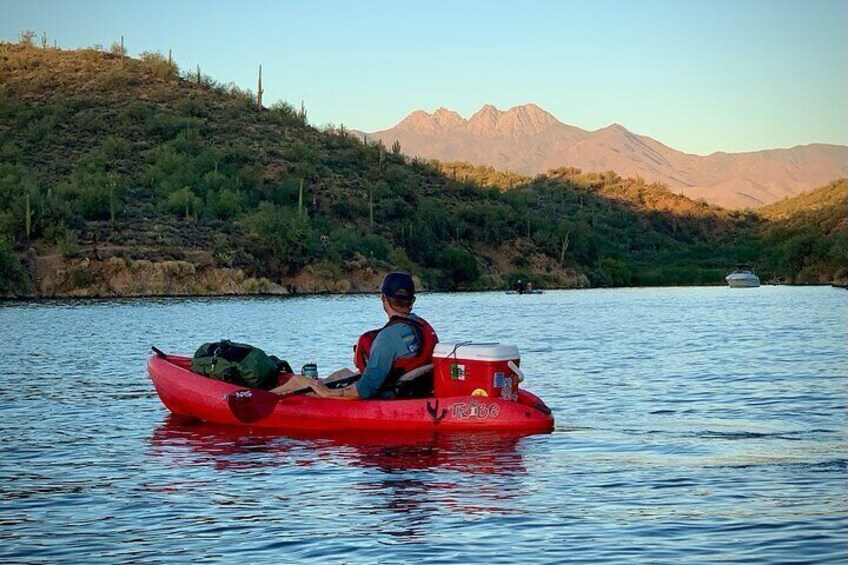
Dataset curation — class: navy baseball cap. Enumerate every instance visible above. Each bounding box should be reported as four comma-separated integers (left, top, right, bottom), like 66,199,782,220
381,272,415,299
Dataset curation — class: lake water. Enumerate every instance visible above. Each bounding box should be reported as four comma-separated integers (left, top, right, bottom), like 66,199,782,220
1,286,846,564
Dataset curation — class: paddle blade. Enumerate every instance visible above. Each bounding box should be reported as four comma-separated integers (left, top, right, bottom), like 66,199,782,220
227,388,281,424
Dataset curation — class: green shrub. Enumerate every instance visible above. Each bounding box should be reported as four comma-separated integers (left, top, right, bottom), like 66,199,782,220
241,277,272,294
593,257,631,287
246,203,317,275
359,234,391,262
163,187,202,219
207,188,247,220
59,230,80,259
0,240,30,295
139,50,178,79
388,246,415,272
324,227,364,262
69,265,94,288
434,246,481,289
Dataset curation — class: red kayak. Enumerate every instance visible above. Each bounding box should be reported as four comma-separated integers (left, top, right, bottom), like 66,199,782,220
147,353,554,434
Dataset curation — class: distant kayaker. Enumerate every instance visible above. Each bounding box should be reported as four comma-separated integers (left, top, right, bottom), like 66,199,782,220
515,279,526,294
270,272,439,399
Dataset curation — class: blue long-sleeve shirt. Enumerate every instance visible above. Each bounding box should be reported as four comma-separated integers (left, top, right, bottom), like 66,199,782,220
355,315,422,399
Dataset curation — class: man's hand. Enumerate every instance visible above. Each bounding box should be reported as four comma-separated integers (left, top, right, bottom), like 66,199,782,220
314,379,360,400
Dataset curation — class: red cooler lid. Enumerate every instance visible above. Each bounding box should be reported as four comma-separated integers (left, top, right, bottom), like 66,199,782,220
432,342,520,361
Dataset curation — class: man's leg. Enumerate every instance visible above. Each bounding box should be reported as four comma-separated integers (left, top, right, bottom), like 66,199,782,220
269,373,315,395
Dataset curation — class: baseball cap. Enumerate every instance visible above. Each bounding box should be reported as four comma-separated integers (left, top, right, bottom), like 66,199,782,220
380,272,415,299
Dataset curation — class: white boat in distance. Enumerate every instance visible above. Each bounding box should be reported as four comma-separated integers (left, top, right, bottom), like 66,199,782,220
726,266,761,288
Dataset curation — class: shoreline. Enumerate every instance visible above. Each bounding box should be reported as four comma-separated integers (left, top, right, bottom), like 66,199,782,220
3,282,842,304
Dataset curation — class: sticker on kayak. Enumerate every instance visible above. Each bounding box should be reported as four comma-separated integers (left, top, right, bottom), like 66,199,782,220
493,372,505,387
449,400,501,420
450,363,466,381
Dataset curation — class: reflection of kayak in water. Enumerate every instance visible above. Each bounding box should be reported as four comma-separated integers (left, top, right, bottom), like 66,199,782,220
150,415,530,474
505,290,544,295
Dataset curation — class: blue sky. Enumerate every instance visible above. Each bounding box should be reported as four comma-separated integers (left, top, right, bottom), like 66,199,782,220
1,0,845,155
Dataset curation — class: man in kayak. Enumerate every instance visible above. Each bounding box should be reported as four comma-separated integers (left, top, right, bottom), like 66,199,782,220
270,271,438,399
515,279,526,294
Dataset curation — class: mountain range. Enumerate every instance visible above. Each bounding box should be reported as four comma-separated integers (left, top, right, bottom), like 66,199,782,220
363,104,847,209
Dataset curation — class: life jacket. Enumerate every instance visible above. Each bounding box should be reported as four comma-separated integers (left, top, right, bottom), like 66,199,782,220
353,315,439,395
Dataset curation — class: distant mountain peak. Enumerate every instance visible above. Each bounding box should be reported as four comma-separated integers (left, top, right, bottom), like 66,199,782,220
397,107,465,131
512,102,553,117
466,103,559,135
593,122,631,134
503,103,560,132
470,103,502,121
432,107,464,127
396,109,438,131
397,109,429,124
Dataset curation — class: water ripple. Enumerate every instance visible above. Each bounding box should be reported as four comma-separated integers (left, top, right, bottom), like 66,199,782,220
1,287,846,563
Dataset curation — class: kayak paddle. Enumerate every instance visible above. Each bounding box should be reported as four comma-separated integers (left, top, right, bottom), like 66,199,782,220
227,372,361,424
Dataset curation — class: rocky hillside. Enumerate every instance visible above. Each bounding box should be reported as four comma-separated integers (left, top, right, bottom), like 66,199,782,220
364,104,848,209
1,40,844,298
756,179,848,286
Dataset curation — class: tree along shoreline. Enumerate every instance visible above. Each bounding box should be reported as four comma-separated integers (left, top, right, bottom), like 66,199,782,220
3,282,841,304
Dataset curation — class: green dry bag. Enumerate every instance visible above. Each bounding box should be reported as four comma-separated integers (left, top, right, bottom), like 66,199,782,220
190,340,284,389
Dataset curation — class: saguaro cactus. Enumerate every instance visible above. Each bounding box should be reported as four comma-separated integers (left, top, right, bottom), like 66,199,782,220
369,187,374,233
25,191,32,241
298,178,304,216
108,174,117,226
559,231,570,267
257,65,263,109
